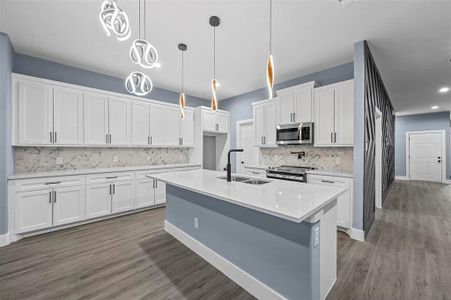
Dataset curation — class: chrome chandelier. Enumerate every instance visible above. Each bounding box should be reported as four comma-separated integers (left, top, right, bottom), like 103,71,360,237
129,0,159,69
125,72,153,96
99,0,131,41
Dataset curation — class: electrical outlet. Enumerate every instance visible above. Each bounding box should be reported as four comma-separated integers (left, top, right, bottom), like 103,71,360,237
314,227,320,248
56,157,63,165
194,217,199,229
146,155,151,161
335,157,341,164
113,155,118,163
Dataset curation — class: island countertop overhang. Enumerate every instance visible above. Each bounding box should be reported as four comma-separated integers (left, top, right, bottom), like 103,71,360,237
149,169,346,223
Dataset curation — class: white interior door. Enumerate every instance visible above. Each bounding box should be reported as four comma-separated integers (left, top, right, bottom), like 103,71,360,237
53,87,83,145
237,122,259,173
409,132,443,182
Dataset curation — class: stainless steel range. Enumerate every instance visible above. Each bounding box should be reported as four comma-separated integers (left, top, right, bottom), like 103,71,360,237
266,165,316,182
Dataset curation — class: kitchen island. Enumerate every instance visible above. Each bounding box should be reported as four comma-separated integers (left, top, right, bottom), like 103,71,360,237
149,169,345,300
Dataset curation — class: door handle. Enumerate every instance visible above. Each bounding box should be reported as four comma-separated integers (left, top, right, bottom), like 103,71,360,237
54,132,57,143
293,112,296,122
53,190,57,203
334,132,337,143
106,134,109,144
321,180,335,184
109,184,112,195
49,191,52,203
50,132,53,143
112,184,116,194
45,181,61,185
331,133,333,143
152,179,155,189
155,180,158,188
106,176,117,179
150,136,153,145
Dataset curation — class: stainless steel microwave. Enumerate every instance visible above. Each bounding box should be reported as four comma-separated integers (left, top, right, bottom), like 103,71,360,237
276,122,313,145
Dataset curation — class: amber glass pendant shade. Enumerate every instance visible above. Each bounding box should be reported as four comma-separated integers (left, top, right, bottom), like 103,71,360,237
211,79,218,112
266,54,274,99
179,92,186,119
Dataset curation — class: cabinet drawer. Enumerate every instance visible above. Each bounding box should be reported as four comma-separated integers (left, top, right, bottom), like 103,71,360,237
86,172,134,184
307,175,350,187
14,176,85,192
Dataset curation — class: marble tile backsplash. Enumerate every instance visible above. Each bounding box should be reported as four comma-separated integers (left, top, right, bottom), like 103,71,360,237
14,147,189,174
260,145,353,173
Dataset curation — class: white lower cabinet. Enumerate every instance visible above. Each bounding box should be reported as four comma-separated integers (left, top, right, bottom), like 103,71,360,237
11,167,195,235
111,181,135,214
14,177,85,234
86,183,112,219
307,174,353,229
53,185,85,226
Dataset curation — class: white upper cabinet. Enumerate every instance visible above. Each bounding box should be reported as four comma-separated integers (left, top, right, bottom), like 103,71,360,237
253,99,277,147
276,82,314,125
314,79,354,147
180,109,194,146
149,103,169,146
165,106,181,146
334,81,354,146
12,75,196,148
202,108,229,134
53,87,83,145
131,101,151,146
16,80,54,145
108,97,131,146
84,92,109,145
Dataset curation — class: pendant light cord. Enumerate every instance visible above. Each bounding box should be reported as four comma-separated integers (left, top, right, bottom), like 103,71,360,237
138,0,141,39
144,0,146,40
181,51,184,93
213,26,216,79
269,0,272,54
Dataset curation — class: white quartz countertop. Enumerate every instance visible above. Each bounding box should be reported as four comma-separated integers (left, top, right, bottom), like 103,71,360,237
149,169,345,223
306,170,353,178
8,163,202,180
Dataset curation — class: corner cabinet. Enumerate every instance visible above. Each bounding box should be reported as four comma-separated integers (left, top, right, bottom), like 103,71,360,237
12,74,195,148
253,99,277,147
314,79,354,147
202,108,229,134
276,81,315,124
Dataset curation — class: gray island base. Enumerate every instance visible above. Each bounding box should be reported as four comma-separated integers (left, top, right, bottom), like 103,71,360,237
164,184,338,300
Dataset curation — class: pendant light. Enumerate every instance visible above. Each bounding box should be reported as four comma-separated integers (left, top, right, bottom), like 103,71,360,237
130,0,159,68
178,43,187,119
99,0,131,41
125,71,153,96
266,0,274,99
209,16,220,112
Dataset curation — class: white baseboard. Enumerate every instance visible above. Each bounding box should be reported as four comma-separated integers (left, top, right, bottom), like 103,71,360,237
0,233,10,247
339,227,365,242
395,176,409,181
164,221,286,300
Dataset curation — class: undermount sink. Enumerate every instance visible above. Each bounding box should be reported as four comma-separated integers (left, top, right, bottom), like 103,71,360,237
217,176,271,185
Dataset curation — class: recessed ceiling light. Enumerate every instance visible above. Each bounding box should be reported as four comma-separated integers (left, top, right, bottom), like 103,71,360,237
439,87,450,93
431,106,439,110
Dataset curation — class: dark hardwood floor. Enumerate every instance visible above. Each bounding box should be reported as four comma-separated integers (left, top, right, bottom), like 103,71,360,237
0,181,450,299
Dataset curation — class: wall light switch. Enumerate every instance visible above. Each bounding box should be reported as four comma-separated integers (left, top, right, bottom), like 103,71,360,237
194,217,199,229
113,155,118,163
56,157,63,165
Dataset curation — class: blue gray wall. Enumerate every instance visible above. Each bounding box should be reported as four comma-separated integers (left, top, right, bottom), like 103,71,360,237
395,111,451,179
165,185,320,300
219,62,354,172
0,33,15,235
13,53,210,107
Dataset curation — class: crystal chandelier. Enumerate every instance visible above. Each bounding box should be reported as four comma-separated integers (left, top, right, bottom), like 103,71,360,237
99,0,131,41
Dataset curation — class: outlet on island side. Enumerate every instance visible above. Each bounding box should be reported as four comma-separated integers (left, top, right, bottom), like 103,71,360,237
56,157,63,165
113,155,118,163
194,217,199,229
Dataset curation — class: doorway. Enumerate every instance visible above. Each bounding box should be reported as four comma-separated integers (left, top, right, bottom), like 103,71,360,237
407,130,445,183
375,108,382,209
236,120,259,174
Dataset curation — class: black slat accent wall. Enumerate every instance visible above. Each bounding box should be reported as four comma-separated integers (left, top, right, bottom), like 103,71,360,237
363,42,395,236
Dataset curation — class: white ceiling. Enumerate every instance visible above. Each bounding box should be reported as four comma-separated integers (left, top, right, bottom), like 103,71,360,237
1,0,450,115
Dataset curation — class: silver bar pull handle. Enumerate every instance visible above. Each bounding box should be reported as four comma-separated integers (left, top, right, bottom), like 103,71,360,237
155,180,158,188
321,180,335,184
334,132,337,143
293,112,296,122
109,184,112,195
113,184,116,194
53,190,57,203
331,132,333,143
50,132,53,143
49,191,52,203
54,132,57,143
106,134,109,144
45,181,61,185
150,136,152,145
106,176,117,179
